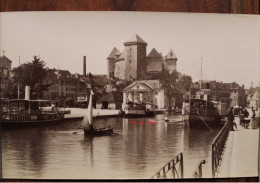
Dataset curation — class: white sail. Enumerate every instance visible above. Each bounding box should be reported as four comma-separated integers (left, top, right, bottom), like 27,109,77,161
87,90,94,125
82,90,94,130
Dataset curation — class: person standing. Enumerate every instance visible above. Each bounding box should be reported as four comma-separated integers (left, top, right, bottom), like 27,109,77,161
228,107,237,131
251,109,257,129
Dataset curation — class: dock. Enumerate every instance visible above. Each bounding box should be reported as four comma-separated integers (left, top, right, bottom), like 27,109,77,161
217,115,259,178
64,108,121,119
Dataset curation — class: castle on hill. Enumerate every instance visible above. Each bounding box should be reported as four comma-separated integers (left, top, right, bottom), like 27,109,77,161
107,34,178,81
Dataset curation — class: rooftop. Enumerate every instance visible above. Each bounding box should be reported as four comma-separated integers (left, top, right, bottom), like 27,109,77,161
166,49,177,60
96,91,123,102
147,48,162,58
0,55,12,63
124,34,147,45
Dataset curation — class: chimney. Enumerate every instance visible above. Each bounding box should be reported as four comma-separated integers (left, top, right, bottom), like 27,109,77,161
25,85,30,100
83,56,86,76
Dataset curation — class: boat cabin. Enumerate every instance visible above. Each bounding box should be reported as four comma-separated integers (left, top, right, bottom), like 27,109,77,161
183,99,220,116
1,99,58,115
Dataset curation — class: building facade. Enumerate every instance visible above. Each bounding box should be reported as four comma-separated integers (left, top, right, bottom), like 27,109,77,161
122,80,167,109
42,68,91,107
0,55,13,98
192,80,246,108
107,34,178,81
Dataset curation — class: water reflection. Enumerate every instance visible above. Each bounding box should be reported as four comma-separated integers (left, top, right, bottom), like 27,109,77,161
2,115,221,179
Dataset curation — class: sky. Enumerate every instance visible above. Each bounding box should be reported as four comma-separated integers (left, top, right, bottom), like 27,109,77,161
0,12,259,88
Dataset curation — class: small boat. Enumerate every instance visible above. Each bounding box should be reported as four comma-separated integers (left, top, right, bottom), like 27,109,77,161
1,99,64,128
164,112,183,123
84,127,114,136
82,90,113,136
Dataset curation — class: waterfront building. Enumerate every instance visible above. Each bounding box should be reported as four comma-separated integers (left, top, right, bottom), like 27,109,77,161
107,34,178,81
42,68,91,107
96,91,123,109
192,80,246,108
248,87,260,111
122,80,185,109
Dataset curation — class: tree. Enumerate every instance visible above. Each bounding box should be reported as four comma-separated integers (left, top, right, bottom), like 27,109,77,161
179,74,193,91
160,71,179,109
1,81,16,99
12,56,50,99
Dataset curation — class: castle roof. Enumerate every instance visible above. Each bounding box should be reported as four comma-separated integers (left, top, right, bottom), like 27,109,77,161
124,34,147,45
147,48,162,58
166,49,177,60
107,47,119,59
96,91,123,102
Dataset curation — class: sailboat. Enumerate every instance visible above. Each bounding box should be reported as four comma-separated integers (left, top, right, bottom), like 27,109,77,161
82,90,113,136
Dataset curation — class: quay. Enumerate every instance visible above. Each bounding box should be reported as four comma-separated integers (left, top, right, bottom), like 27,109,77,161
63,108,121,119
217,115,259,178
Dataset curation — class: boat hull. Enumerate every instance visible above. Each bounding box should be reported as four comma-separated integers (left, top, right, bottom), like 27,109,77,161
1,118,64,128
1,113,64,128
84,128,114,136
123,109,154,117
183,114,220,128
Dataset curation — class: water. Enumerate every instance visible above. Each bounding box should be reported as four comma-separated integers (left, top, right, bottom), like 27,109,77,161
2,114,222,179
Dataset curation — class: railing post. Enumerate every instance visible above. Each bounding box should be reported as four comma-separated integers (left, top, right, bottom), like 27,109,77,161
212,144,215,178
180,153,184,178
192,160,206,178
199,164,202,178
172,159,175,178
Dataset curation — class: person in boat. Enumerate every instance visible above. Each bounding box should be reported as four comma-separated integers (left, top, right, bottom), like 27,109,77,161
228,107,237,131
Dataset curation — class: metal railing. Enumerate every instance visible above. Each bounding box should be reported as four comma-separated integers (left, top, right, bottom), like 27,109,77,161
192,160,206,178
151,153,184,179
212,119,232,177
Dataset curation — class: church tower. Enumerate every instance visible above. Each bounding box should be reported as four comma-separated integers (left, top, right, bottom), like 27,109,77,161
124,34,147,81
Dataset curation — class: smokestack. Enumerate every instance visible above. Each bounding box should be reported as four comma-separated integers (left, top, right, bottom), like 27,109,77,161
25,85,30,100
83,56,86,76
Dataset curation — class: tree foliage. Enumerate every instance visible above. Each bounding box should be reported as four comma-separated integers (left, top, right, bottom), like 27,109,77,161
179,74,193,90
12,56,49,99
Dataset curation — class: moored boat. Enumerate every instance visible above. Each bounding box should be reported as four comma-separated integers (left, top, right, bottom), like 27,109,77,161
1,99,64,128
183,99,222,129
122,102,155,117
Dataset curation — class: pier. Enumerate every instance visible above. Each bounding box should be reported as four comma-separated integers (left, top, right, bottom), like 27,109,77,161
217,116,259,178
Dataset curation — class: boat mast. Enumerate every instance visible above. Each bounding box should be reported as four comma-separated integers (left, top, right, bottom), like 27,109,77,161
200,56,202,91
18,56,21,99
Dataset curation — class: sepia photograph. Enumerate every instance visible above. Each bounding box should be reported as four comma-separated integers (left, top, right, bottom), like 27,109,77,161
0,11,259,180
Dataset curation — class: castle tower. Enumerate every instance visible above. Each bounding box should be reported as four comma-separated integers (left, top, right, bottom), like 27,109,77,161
107,47,120,78
165,49,178,73
124,34,147,81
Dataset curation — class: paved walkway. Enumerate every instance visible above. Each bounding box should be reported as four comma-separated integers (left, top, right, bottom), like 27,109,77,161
218,116,259,178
